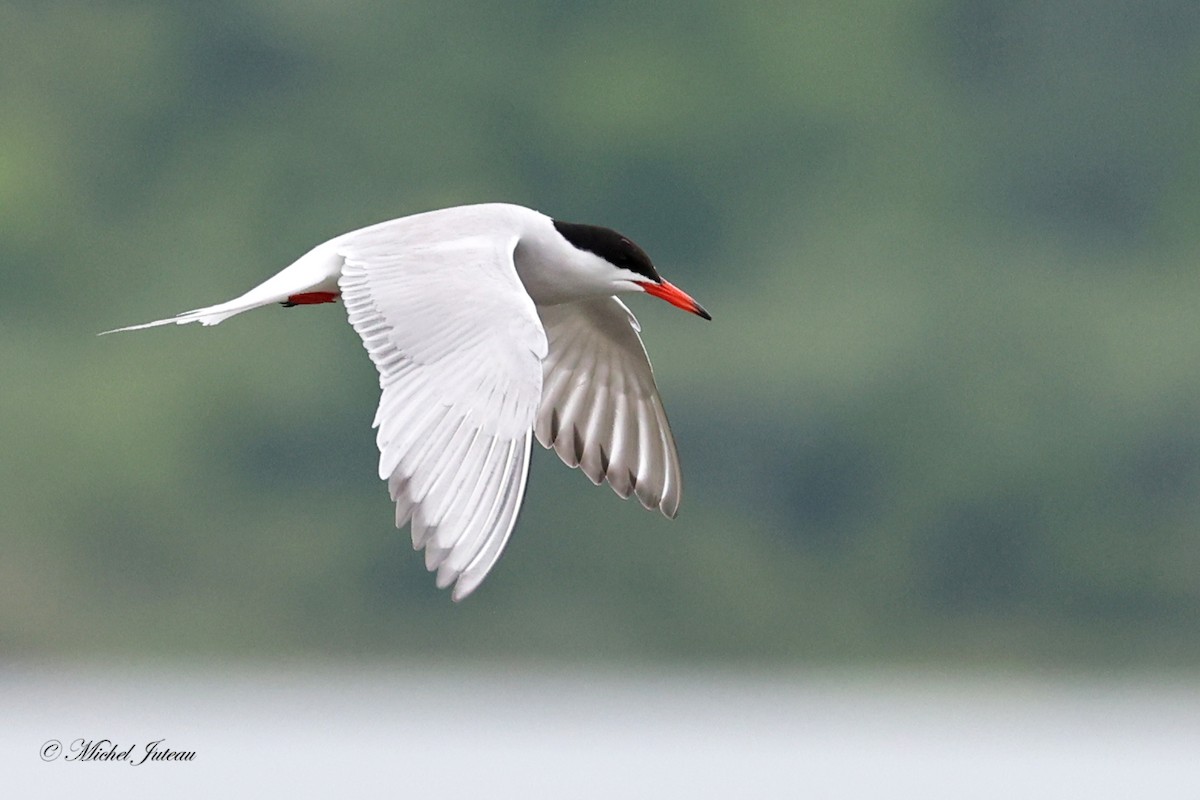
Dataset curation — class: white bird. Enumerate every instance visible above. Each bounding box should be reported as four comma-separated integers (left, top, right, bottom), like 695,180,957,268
104,203,710,600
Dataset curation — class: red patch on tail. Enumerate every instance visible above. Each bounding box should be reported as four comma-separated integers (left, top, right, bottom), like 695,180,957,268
284,291,339,306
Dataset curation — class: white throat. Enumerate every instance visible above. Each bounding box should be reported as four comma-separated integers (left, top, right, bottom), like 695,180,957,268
512,217,639,306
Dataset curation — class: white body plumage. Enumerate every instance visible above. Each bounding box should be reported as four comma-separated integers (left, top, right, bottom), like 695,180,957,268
105,203,710,600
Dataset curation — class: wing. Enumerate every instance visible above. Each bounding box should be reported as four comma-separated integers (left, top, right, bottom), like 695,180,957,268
534,297,683,518
337,224,548,601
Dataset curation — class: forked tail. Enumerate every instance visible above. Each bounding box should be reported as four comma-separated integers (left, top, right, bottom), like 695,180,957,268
99,241,344,335
99,298,265,335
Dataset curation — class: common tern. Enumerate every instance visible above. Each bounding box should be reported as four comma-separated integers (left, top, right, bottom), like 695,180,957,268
104,203,710,599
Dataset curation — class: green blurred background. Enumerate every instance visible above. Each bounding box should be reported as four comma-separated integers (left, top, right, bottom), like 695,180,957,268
5,0,1200,669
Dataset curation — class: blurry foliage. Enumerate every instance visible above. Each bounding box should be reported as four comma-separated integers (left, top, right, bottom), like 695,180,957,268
3,0,1200,666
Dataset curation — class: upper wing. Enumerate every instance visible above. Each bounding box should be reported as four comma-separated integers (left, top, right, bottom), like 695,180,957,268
534,297,683,518
337,224,548,601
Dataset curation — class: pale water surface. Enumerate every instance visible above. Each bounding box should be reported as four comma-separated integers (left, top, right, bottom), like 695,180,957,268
4,663,1198,798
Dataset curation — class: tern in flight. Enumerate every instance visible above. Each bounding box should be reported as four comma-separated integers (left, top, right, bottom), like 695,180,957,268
106,203,710,599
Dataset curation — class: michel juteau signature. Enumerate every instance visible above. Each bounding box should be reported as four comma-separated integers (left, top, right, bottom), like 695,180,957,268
65,738,195,765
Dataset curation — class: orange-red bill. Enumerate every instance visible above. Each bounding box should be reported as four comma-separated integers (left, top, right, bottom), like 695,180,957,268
638,280,711,320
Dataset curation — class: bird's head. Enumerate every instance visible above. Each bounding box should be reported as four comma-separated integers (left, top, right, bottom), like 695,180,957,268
552,219,711,320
